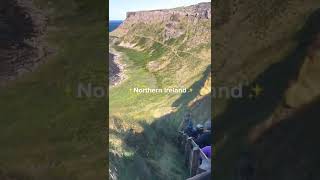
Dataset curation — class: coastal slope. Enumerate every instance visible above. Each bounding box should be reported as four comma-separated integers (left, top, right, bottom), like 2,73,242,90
109,2,211,180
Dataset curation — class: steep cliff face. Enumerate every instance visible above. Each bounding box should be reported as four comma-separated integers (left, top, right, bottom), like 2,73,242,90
112,2,211,49
126,2,211,22
214,0,320,179
0,0,47,86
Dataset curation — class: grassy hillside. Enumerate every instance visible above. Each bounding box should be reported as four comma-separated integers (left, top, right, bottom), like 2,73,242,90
109,46,211,180
109,4,211,180
0,0,107,179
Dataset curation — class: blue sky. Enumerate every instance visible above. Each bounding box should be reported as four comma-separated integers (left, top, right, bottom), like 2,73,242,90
109,0,211,20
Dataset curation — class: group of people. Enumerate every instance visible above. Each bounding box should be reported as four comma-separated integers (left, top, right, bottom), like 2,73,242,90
183,113,212,158
182,113,257,179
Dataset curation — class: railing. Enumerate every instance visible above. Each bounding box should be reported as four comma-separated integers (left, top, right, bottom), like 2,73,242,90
178,131,211,180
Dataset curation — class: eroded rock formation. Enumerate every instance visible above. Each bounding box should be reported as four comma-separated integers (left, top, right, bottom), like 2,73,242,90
126,2,211,21
113,2,211,42
0,0,46,86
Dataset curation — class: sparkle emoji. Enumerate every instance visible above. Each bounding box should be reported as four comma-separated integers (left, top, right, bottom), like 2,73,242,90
249,84,263,98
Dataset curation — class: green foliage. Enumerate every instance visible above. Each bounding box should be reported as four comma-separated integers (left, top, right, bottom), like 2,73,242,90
149,42,167,59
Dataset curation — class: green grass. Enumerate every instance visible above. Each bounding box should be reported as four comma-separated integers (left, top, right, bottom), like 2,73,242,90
149,42,168,59
109,47,182,179
0,1,107,179
110,46,166,119
109,42,210,180
114,46,150,68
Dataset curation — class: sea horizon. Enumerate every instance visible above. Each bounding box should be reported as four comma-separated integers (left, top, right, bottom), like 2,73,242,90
109,20,123,32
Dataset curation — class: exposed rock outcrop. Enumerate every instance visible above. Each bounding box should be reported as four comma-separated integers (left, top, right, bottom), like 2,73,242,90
126,2,211,21
112,2,211,42
0,0,47,86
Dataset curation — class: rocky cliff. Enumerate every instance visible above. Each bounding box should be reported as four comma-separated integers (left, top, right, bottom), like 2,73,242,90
112,2,211,44
126,2,211,21
0,0,47,87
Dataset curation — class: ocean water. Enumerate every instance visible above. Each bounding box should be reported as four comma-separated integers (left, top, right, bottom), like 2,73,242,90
109,20,123,32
